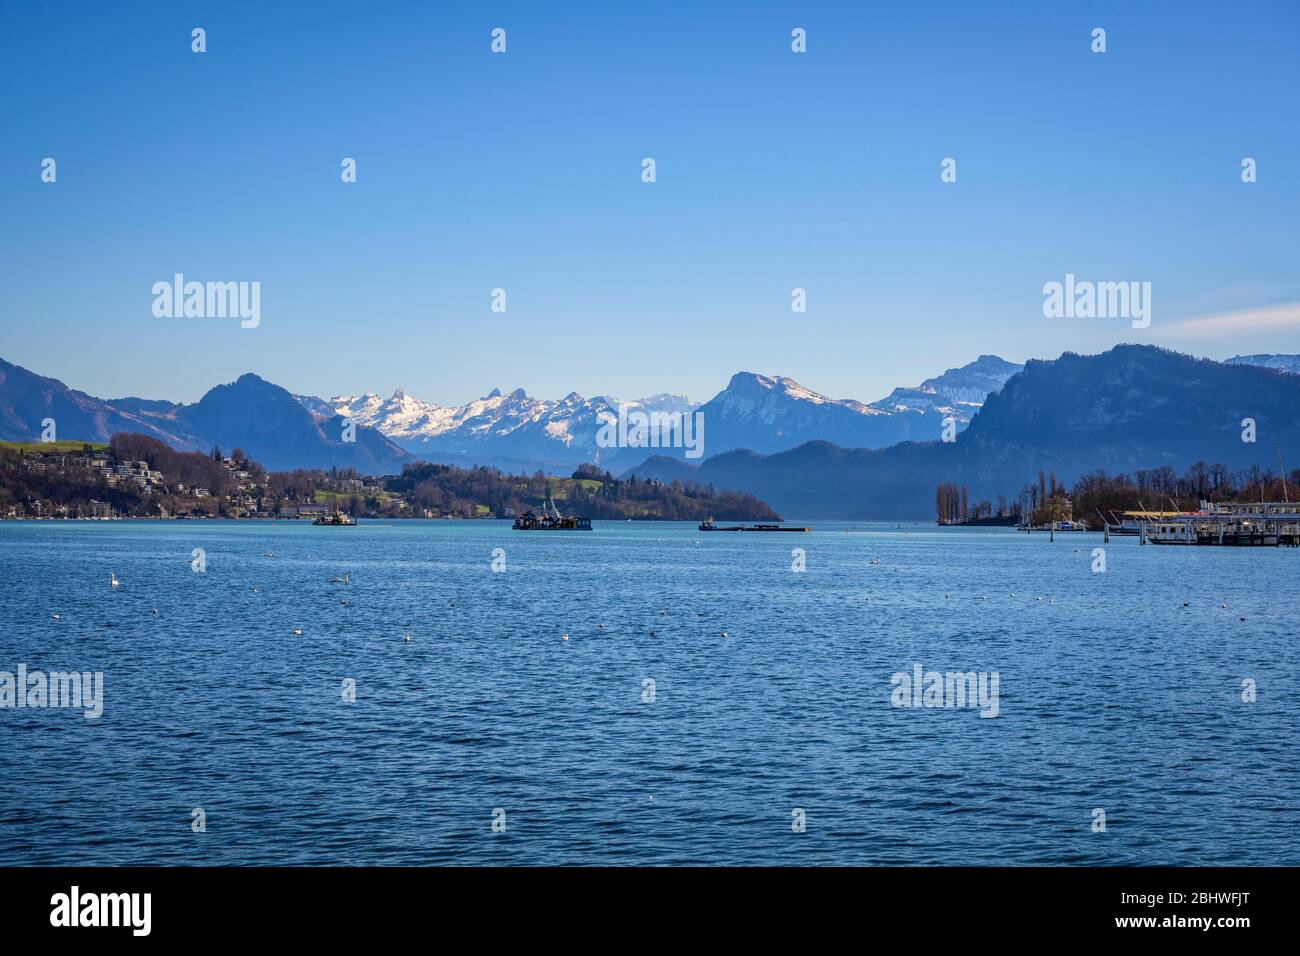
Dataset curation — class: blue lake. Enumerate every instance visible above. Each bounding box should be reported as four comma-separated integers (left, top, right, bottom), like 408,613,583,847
1,519,1296,865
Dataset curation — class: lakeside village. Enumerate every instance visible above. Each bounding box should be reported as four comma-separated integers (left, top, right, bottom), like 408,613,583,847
936,464,1300,546
0,433,775,523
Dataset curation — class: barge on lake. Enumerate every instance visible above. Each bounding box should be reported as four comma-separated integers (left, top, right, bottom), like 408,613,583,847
698,517,809,532
512,497,591,531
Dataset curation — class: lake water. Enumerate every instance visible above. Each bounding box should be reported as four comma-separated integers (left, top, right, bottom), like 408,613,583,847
1,519,1297,865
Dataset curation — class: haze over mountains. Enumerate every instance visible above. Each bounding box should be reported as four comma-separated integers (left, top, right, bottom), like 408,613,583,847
632,347,1300,518
1225,354,1300,375
2,349,1296,517
0,359,410,473
294,354,1024,471
3,352,1021,475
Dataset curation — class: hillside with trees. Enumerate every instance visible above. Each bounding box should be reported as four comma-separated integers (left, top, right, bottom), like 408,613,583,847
1,434,780,521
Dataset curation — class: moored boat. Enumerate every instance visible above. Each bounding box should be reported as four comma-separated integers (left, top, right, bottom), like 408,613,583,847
513,497,591,530
313,505,356,526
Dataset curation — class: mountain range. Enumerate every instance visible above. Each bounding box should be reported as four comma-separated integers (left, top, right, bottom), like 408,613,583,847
2,353,1020,476
630,346,1300,518
1225,354,1300,375
2,349,1296,517
293,353,1024,471
0,359,411,473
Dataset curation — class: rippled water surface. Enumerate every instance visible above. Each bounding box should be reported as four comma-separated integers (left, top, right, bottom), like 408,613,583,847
1,519,1297,865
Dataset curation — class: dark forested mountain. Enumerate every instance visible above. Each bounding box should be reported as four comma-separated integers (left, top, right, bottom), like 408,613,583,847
174,374,409,473
629,346,1300,518
7,346,1295,507
0,359,409,473
2,353,1020,476
0,358,196,450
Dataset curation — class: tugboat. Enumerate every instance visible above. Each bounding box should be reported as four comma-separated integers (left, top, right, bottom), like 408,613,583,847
512,496,591,531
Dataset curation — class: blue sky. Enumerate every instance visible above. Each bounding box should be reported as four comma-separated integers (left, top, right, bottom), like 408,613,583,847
1,1,1297,406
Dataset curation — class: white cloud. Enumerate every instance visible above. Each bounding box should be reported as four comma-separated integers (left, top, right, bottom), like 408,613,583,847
1160,302,1300,339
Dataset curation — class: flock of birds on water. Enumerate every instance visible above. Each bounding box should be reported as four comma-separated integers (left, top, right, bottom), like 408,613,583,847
42,537,1255,632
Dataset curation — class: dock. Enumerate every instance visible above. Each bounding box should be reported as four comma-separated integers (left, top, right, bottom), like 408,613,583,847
1141,501,1300,546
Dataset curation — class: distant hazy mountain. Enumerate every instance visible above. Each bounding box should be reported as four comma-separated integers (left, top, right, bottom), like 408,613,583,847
869,354,1023,417
0,359,409,473
687,356,1021,460
628,346,1300,518
1224,354,1300,375
0,358,198,450
300,356,1020,471
297,386,698,472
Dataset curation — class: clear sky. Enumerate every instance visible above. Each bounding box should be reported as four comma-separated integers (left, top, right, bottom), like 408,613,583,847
2,1,1297,406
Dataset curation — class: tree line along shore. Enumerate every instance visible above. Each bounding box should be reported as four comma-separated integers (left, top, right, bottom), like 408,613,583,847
0,433,779,522
937,462,1299,529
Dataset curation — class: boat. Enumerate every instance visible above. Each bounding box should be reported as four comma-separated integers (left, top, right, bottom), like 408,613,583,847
698,517,809,532
512,496,591,530
1017,519,1088,532
1103,509,1175,536
313,506,356,526
1144,500,1298,546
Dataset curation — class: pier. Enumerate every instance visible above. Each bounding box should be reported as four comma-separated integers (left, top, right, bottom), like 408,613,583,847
1141,501,1300,546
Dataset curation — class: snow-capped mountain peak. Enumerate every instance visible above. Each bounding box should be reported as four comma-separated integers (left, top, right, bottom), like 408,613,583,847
870,354,1023,418
292,356,1020,470
1224,354,1300,375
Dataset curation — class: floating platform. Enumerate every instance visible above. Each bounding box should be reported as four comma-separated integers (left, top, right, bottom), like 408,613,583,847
698,520,809,532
